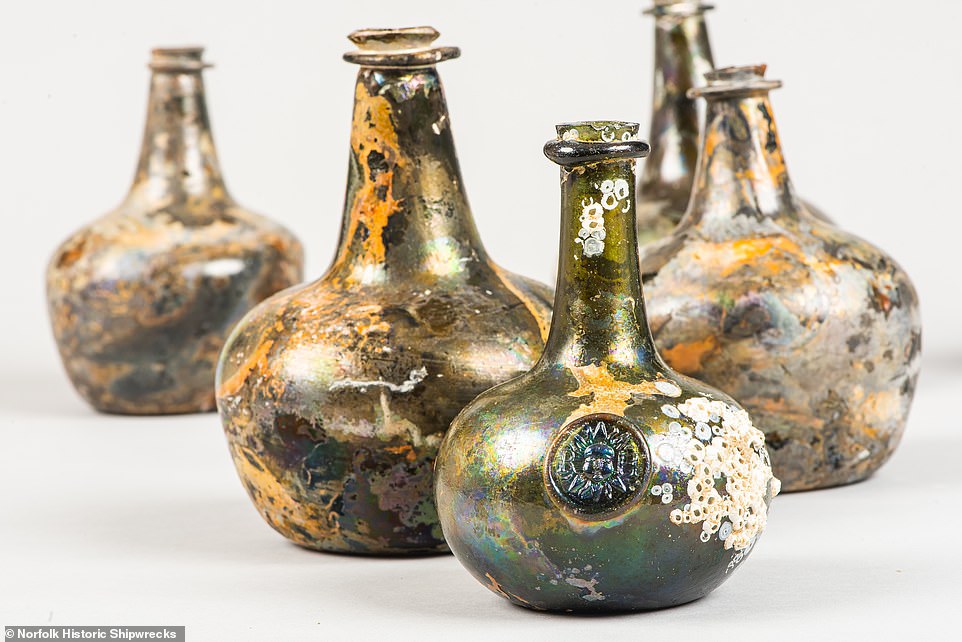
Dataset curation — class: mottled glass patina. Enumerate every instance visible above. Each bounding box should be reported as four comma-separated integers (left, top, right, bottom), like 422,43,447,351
436,121,778,611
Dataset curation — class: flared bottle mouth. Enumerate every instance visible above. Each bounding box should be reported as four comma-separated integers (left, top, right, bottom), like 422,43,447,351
545,121,650,167
148,46,212,72
343,26,460,67
643,1,714,18
689,64,782,98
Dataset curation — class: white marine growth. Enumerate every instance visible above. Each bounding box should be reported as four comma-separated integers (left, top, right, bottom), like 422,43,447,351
665,396,780,551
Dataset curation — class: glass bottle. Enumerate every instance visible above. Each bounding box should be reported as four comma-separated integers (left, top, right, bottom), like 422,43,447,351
436,121,778,611
636,0,714,246
641,66,921,491
636,1,831,247
46,47,304,414
216,27,552,554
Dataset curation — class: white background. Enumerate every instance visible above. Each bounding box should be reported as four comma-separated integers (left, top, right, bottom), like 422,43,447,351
1,1,960,640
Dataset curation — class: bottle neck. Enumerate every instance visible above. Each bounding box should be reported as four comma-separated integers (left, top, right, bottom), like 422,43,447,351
328,66,486,285
127,69,228,209
542,157,659,371
684,91,801,228
640,5,714,211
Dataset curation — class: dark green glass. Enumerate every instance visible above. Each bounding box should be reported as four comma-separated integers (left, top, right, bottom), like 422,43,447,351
435,121,779,612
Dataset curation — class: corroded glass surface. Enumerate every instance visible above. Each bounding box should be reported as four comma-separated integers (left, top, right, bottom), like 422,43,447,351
215,28,552,555
636,2,830,247
435,121,778,611
641,66,921,491
636,1,714,246
46,48,304,414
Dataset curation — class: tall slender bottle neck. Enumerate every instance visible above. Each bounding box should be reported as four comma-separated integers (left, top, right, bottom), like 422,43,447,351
640,2,714,208
327,64,486,285
542,123,659,372
127,48,227,209
685,68,802,228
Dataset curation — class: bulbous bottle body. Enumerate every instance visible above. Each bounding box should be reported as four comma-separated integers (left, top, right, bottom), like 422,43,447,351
48,203,303,414
46,48,303,414
218,266,549,553
216,28,551,554
642,67,921,491
437,365,777,610
436,122,778,611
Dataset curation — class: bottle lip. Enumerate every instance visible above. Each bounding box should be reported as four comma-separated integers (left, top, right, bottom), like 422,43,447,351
643,1,714,18
148,46,212,72
555,121,640,142
545,122,650,167
343,26,460,68
689,64,782,99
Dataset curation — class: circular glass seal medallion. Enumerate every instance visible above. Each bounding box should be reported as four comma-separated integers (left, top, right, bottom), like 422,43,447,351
545,413,651,518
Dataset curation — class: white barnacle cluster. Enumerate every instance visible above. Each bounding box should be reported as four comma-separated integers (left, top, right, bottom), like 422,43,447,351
649,415,694,474
665,396,780,551
560,124,634,142
649,482,674,504
647,404,697,483
598,123,634,143
576,179,630,258
725,536,756,574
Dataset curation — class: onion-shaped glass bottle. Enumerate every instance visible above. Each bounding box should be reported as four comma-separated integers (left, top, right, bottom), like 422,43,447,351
46,47,304,414
215,28,552,554
436,121,778,611
641,66,921,491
